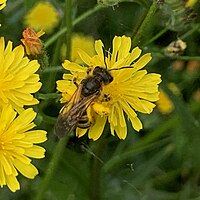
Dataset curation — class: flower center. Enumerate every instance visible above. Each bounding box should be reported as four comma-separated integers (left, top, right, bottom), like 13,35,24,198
103,81,123,103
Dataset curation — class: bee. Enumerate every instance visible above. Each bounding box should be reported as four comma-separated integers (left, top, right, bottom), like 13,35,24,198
55,65,133,138
55,66,114,138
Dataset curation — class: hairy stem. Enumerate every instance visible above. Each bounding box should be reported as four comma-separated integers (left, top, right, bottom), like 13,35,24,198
132,1,158,47
33,136,69,200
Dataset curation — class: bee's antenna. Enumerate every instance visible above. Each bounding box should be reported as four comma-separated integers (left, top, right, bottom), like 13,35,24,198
109,66,133,71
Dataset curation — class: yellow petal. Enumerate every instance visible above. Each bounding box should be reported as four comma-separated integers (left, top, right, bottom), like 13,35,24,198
6,175,20,192
13,159,38,179
4,41,13,55
1,155,12,175
24,145,46,158
115,103,126,127
111,36,121,65
118,35,131,60
0,37,5,54
23,130,47,143
0,164,6,186
129,116,142,131
9,108,36,130
132,53,152,72
62,60,86,72
76,127,88,138
77,48,93,66
95,40,104,63
12,153,31,164
114,124,127,139
92,102,110,116
88,115,107,140
126,47,142,64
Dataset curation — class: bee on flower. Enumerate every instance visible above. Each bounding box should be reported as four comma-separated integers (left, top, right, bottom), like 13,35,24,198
56,36,162,140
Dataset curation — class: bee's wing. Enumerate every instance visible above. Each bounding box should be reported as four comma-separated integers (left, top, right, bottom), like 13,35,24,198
54,83,83,138
59,83,83,114
55,88,99,138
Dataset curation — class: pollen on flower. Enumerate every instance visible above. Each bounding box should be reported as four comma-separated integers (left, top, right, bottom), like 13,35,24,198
24,2,60,33
0,105,47,192
57,35,162,140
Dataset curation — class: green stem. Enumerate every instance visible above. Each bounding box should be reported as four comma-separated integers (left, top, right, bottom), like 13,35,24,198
42,66,64,73
5,0,23,12
66,0,73,60
38,112,57,125
89,139,105,200
144,27,168,46
172,56,200,61
153,53,200,61
73,4,103,26
45,27,67,48
180,24,200,40
45,5,103,48
132,1,158,47
33,136,69,200
37,93,60,100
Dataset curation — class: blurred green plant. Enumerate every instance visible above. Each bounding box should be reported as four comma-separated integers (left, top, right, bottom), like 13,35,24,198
1,0,200,199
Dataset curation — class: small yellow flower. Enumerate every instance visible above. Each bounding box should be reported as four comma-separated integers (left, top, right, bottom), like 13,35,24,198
156,90,174,114
21,28,45,56
61,33,95,63
57,36,161,140
24,2,60,33
0,105,47,192
0,0,7,10
0,37,42,113
185,0,197,7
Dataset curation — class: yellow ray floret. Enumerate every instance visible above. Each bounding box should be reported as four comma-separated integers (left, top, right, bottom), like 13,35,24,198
0,37,42,113
0,105,47,192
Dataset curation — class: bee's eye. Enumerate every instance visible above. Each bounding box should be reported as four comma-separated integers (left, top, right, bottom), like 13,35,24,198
93,66,113,84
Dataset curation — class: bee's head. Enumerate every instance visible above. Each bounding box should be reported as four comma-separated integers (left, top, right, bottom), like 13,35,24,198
93,66,113,85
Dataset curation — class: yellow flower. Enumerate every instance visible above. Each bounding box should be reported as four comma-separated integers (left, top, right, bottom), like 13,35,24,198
24,2,60,33
0,105,47,192
61,33,95,63
0,0,7,10
0,37,42,113
57,36,161,140
185,0,197,7
156,90,174,114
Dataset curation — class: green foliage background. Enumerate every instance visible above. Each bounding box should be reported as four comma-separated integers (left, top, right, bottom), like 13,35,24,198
1,0,200,199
